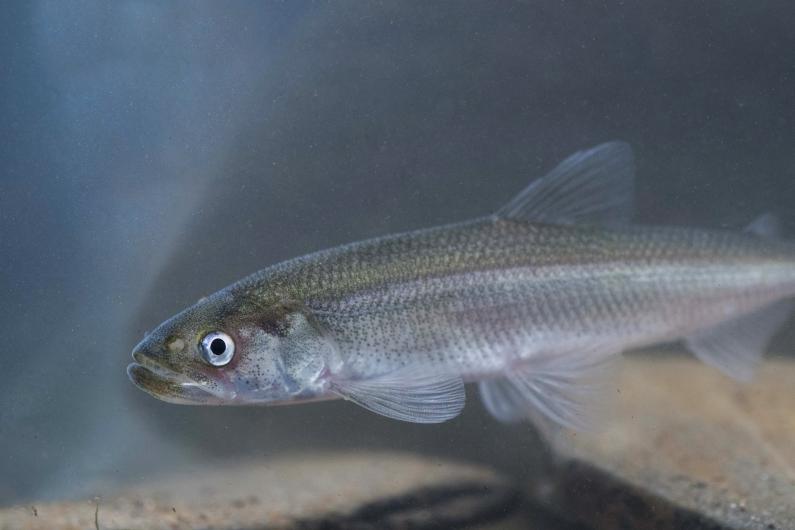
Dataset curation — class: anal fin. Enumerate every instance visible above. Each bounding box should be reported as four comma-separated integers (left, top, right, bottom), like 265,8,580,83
685,300,792,381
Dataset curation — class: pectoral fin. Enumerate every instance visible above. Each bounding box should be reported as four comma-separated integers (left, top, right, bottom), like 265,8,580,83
329,367,465,423
685,300,792,381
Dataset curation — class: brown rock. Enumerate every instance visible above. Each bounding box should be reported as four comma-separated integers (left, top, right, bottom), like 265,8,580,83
532,355,795,530
1,452,527,530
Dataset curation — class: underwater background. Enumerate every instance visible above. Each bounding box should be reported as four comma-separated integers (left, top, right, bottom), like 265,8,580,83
2,1,795,527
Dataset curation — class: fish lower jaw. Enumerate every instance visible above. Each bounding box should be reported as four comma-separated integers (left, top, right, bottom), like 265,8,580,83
126,358,230,405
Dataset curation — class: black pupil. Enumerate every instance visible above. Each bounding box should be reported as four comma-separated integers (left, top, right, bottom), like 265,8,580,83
209,337,226,355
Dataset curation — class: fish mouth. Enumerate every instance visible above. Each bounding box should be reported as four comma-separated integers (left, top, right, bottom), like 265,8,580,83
127,351,223,405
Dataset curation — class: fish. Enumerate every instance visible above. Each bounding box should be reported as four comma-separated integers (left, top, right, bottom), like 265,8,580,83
128,142,795,430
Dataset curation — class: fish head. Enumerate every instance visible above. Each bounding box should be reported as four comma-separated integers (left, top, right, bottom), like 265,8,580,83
127,287,333,406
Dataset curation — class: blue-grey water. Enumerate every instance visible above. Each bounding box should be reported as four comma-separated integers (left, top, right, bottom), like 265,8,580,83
2,0,794,514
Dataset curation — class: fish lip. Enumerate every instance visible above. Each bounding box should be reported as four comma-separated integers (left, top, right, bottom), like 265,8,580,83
127,354,222,405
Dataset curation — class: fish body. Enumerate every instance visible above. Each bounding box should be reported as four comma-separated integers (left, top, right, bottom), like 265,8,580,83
128,142,795,429
257,218,795,379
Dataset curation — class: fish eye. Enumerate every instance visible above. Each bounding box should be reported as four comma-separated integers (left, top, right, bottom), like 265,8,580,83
200,331,235,367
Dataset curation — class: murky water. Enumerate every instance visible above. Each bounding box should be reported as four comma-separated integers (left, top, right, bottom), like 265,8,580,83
2,3,794,528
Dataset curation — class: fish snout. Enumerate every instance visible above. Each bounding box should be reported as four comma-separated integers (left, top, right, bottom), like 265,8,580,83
130,332,181,373
131,336,159,365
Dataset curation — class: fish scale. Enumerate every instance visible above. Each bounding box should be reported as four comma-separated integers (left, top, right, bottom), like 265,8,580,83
128,142,795,429
252,218,795,379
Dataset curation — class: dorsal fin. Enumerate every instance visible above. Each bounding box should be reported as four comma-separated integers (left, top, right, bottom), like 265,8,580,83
495,141,635,226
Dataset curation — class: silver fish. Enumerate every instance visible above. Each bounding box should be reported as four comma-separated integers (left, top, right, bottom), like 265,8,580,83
128,142,795,429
